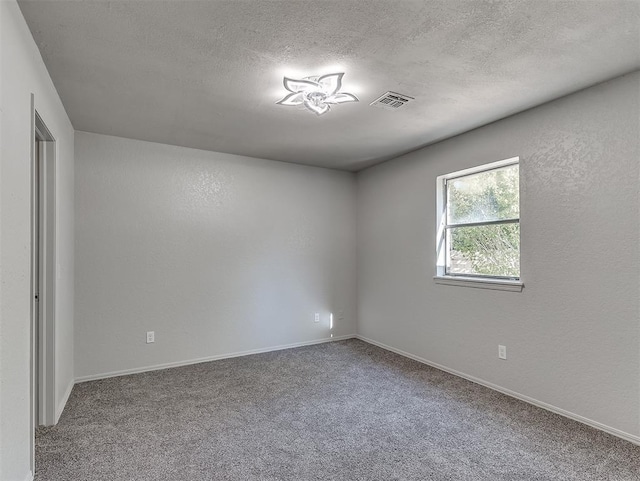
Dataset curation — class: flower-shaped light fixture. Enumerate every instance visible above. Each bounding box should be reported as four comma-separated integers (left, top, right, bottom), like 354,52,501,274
276,73,358,115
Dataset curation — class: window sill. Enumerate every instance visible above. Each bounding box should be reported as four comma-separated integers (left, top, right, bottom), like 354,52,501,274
433,275,523,292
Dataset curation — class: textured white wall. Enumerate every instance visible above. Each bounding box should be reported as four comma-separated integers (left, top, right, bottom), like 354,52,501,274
357,72,640,438
0,2,75,480
74,132,357,380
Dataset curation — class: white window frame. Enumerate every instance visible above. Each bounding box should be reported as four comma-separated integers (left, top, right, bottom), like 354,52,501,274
434,156,523,292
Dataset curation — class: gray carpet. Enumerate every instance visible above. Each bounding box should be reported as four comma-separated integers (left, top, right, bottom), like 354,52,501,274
36,339,640,480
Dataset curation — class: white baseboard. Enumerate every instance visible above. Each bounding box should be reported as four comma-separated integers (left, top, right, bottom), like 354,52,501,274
22,471,34,481
75,334,357,383
55,378,75,423
356,334,640,447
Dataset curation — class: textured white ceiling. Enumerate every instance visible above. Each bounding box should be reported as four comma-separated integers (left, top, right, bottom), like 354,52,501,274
18,0,640,170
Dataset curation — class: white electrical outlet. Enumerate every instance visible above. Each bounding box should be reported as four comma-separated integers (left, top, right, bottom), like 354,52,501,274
498,345,507,360
146,331,155,344
314,313,320,323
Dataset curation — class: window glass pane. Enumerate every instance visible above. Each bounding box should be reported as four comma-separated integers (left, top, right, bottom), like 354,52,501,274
447,223,520,278
447,164,519,225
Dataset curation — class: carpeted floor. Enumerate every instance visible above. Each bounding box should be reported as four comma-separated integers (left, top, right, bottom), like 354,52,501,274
36,339,640,480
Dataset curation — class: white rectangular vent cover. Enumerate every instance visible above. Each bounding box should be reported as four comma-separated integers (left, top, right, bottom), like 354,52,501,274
370,91,414,110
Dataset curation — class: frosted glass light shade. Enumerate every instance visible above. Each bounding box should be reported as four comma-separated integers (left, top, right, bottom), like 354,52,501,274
276,73,358,116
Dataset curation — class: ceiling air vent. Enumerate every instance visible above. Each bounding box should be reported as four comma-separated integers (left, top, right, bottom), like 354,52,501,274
370,91,414,110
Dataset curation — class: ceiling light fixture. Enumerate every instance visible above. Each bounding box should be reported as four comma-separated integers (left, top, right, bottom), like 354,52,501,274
276,73,358,115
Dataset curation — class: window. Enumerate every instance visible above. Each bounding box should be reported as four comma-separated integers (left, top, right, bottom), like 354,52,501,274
435,157,522,291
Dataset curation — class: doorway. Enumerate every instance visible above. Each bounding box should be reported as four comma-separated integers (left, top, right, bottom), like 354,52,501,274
31,103,57,472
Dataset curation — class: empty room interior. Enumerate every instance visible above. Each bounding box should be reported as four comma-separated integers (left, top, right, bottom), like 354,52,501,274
2,1,640,480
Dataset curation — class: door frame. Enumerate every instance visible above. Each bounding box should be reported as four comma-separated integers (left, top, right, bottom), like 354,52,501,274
30,95,57,472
